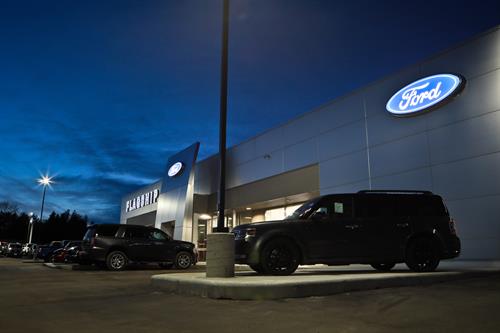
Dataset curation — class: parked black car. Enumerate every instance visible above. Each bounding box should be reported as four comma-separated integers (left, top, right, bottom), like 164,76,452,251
234,190,461,275
6,243,23,257
37,241,64,262
79,224,197,271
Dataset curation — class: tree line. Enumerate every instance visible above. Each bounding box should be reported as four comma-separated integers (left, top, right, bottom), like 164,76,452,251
0,201,89,244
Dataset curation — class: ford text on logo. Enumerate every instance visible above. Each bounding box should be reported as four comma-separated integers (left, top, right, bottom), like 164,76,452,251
386,74,464,116
126,189,159,213
168,162,184,177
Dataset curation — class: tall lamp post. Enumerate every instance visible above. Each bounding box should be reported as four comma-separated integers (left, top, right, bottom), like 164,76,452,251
29,175,53,244
216,0,230,232
206,0,234,278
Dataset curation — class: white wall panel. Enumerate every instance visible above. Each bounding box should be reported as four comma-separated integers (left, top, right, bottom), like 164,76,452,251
319,150,369,189
432,152,500,200
370,132,430,178
320,180,370,195
367,112,427,147
428,110,500,165
227,139,256,166
371,167,433,191
227,150,284,188
255,127,285,156
284,138,317,171
317,120,365,161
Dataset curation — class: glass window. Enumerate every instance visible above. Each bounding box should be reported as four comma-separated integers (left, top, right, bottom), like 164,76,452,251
149,229,169,241
124,227,149,239
96,225,120,237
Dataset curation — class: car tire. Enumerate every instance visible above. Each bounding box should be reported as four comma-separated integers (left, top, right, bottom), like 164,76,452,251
249,264,264,274
106,251,128,271
405,237,440,272
370,263,396,272
174,251,193,269
260,238,299,276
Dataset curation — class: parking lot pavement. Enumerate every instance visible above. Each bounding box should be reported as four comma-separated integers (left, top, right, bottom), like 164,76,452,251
1,257,500,333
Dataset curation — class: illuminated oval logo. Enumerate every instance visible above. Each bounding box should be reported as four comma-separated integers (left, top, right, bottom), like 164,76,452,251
167,162,184,177
386,74,464,116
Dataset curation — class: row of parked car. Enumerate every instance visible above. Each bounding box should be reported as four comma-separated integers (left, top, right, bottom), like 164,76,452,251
2,191,461,275
0,240,83,263
1,224,198,271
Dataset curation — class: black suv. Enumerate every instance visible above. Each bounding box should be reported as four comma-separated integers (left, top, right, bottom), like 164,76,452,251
79,224,197,271
233,190,460,275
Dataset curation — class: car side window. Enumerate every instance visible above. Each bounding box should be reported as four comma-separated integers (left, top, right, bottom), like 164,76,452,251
310,197,353,221
149,229,169,241
124,227,149,239
309,204,330,220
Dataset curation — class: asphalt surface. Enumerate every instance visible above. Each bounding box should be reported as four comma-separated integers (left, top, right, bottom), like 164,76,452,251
1,257,500,333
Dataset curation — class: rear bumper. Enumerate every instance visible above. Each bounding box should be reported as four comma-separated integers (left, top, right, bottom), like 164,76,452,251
441,235,461,259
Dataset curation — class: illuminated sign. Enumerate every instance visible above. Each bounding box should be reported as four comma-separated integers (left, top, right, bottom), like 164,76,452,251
126,189,159,213
386,74,464,116
167,162,184,177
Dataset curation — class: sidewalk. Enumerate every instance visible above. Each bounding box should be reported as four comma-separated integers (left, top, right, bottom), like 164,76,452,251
151,261,500,300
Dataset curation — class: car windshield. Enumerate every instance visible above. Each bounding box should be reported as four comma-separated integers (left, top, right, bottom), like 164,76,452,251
285,198,321,220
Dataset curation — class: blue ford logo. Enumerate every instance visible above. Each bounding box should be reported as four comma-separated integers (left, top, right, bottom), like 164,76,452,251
386,74,464,116
168,162,184,177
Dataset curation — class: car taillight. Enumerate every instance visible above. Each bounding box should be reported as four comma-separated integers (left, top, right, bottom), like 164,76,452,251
449,218,458,235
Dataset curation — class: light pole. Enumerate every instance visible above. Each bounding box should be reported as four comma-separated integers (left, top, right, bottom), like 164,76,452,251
216,0,230,232
27,212,34,243
30,175,53,244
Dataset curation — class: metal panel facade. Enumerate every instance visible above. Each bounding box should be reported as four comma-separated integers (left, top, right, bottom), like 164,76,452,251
122,27,500,259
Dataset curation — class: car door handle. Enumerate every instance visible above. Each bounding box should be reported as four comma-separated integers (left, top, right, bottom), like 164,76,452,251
396,223,409,228
345,224,360,230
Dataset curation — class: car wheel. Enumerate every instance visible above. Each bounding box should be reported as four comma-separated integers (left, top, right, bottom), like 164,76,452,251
249,264,264,274
261,238,299,276
174,251,193,269
406,237,440,272
106,251,128,271
370,263,396,272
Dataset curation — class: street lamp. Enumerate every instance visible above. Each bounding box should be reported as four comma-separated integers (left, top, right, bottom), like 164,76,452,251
29,174,54,244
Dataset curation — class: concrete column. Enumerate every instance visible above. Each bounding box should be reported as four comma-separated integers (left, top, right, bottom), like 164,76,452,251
206,233,235,278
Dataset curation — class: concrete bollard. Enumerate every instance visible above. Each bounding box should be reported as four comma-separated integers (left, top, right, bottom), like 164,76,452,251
206,233,235,278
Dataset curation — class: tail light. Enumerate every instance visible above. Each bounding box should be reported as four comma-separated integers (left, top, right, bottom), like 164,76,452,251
449,218,458,235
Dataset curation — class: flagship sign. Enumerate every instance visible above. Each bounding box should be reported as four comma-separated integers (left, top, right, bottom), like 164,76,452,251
386,74,464,116
167,161,184,177
126,189,159,213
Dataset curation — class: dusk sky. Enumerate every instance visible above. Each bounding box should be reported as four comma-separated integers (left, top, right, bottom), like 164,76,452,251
0,0,499,224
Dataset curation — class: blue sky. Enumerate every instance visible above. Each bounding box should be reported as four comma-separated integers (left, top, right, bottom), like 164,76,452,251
0,0,499,223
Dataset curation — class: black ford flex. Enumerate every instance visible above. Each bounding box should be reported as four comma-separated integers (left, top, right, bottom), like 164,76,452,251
233,190,460,275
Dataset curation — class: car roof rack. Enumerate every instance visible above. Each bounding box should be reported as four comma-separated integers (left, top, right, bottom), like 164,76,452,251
357,190,433,195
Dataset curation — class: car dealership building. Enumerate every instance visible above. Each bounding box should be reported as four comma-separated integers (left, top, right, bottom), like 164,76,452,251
121,26,500,260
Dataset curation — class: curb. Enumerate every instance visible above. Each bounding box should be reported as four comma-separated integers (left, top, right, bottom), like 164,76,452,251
151,270,500,300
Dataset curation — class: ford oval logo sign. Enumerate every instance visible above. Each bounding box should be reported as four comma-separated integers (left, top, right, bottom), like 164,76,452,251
386,74,464,116
168,162,184,177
